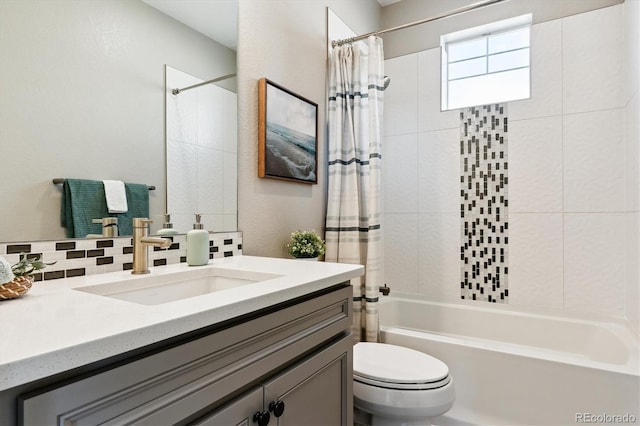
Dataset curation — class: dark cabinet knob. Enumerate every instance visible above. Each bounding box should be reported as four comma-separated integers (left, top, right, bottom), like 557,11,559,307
269,400,285,417
253,410,270,426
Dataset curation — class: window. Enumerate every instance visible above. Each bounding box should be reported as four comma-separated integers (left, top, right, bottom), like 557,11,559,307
441,14,532,111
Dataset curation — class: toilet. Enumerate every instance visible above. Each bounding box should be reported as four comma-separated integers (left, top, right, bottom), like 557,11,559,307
353,342,455,426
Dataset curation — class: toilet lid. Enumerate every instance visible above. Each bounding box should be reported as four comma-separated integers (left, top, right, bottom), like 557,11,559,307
354,342,449,385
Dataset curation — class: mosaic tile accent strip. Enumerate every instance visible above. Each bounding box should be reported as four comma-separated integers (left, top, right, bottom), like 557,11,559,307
0,232,243,282
460,104,509,303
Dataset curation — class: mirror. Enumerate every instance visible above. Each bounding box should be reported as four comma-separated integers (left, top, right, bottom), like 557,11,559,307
0,0,238,242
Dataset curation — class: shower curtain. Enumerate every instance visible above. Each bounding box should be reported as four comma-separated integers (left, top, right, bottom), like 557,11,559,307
325,36,384,342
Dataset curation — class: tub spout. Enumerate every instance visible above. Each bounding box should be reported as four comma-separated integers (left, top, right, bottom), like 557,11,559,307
379,284,390,296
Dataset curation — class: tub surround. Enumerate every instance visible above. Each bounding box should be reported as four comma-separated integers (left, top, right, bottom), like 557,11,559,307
0,255,364,391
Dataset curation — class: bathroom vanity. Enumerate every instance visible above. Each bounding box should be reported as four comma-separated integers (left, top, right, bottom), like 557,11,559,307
0,256,363,425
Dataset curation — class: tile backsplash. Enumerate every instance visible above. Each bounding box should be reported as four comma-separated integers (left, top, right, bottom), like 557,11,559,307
0,232,242,282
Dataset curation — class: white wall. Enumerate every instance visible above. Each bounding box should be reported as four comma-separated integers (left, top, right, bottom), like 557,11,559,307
0,0,235,241
236,0,380,257
382,4,638,323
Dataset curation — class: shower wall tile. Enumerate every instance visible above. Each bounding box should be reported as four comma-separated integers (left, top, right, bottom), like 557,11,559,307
562,5,624,114
382,134,418,213
166,67,200,144
417,128,459,213
224,151,239,215
417,213,460,302
625,93,639,212
197,146,225,214
383,54,418,136
564,213,625,318
509,116,562,212
197,84,225,150
224,92,238,153
625,212,640,334
510,20,562,121
383,213,418,294
166,139,198,215
508,213,563,311
563,109,624,212
417,48,459,132
624,0,640,104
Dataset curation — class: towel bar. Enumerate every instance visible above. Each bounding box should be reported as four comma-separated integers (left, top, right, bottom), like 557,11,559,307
52,178,155,191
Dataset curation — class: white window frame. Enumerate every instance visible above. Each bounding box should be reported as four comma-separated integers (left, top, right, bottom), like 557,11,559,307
441,14,532,111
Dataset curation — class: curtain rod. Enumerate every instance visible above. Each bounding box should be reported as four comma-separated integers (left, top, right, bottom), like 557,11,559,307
331,0,508,48
171,73,236,95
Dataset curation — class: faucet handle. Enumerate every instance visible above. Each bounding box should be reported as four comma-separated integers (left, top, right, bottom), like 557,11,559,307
133,218,153,227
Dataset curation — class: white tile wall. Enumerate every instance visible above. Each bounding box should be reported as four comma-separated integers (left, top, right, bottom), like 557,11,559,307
564,213,625,317
509,116,563,213
509,213,564,310
510,20,562,121
417,213,460,301
383,54,418,136
563,109,625,212
625,94,640,211
382,133,418,213
624,0,640,334
417,49,459,132
383,213,419,294
382,4,636,320
417,128,459,213
562,5,624,114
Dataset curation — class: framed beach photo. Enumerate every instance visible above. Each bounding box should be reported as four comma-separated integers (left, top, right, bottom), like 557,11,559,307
258,78,318,184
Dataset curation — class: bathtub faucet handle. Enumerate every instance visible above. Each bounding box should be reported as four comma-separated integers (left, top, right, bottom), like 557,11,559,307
379,284,390,296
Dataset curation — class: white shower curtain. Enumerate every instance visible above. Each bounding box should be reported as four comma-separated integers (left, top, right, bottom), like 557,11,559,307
325,36,384,343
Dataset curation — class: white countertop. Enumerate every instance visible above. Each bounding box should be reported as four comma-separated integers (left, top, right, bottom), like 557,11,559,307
0,255,363,391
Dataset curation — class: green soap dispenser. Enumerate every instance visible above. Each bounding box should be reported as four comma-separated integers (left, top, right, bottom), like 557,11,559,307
187,214,209,266
156,214,179,236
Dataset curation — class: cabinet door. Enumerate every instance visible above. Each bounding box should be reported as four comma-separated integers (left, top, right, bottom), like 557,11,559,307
263,335,353,426
193,388,263,426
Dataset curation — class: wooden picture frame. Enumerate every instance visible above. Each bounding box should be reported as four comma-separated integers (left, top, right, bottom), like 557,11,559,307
258,78,318,184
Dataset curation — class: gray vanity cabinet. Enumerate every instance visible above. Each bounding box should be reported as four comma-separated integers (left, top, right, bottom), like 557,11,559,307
262,339,350,425
17,285,353,426
197,334,351,426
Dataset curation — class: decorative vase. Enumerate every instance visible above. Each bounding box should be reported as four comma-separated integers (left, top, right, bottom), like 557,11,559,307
0,275,34,300
295,257,319,261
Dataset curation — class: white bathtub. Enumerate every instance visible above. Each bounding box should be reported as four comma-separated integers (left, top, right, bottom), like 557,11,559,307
379,294,640,426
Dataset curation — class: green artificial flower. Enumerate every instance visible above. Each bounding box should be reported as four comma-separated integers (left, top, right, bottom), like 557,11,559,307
287,230,326,258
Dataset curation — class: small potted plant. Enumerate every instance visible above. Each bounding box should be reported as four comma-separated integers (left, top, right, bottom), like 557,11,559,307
0,254,55,300
286,230,326,260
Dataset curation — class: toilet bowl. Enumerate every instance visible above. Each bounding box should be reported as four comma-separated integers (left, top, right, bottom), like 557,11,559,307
353,342,455,426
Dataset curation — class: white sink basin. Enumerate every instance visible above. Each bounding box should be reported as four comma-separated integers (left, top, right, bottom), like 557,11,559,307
74,267,282,305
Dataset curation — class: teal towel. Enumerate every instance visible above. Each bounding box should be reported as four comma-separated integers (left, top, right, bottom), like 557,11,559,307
61,179,150,237
116,183,149,236
61,179,109,238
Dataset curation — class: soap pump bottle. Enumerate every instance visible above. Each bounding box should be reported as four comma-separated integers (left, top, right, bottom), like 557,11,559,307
156,214,179,236
187,214,209,266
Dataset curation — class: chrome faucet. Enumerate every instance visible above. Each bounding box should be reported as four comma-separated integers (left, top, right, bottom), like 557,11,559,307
132,218,172,274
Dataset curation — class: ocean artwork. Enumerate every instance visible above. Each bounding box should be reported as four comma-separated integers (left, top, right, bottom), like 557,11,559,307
265,122,316,182
259,79,318,183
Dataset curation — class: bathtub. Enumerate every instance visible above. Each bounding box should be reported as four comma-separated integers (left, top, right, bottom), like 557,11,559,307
378,294,640,426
